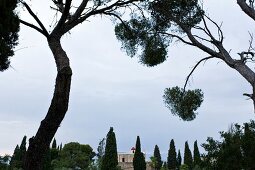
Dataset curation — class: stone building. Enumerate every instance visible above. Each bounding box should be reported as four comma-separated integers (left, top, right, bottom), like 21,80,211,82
117,147,153,170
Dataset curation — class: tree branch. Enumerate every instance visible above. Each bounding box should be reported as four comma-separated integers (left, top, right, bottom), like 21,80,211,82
184,56,214,91
19,19,48,37
53,0,72,33
21,2,49,38
158,32,194,46
61,0,138,34
71,0,90,21
237,0,255,21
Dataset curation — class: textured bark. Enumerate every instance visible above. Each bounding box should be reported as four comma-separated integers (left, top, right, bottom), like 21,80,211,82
23,36,72,170
237,0,255,21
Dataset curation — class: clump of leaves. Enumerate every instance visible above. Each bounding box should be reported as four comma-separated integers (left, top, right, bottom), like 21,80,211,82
150,0,204,29
115,17,169,67
163,86,203,121
0,0,20,71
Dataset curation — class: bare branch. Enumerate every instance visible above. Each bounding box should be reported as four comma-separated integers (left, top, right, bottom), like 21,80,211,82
21,2,49,38
203,15,224,43
19,19,48,37
71,0,90,21
61,0,139,34
158,32,194,46
243,93,253,99
184,56,214,91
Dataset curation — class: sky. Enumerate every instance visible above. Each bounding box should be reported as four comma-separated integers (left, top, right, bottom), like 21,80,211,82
0,0,255,160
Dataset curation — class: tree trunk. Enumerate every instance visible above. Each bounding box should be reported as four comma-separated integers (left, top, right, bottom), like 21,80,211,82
23,36,72,170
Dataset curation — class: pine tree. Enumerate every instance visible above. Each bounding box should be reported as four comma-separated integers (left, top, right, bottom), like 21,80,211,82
52,138,57,149
167,139,177,170
177,149,182,169
101,127,118,170
0,0,20,71
193,140,201,167
184,141,193,169
153,145,162,170
133,136,146,170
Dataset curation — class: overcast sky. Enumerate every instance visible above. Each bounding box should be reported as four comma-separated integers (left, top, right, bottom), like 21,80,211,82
0,0,254,160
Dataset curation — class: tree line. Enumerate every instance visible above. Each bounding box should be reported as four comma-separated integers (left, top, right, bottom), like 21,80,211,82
1,122,255,170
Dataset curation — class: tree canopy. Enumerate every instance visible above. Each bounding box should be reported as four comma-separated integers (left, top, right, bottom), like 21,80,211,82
115,0,255,120
0,0,19,71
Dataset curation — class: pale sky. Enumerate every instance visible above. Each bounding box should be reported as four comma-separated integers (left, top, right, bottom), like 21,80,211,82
0,0,254,160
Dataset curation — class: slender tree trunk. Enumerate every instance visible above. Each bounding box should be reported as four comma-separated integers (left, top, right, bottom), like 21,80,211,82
23,36,72,170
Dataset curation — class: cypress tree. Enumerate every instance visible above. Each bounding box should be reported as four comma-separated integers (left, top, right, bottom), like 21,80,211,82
52,138,57,149
177,149,182,169
10,136,27,169
101,127,118,170
167,139,177,170
10,145,21,169
153,145,162,170
193,140,201,167
133,136,146,170
184,141,193,169
19,136,27,163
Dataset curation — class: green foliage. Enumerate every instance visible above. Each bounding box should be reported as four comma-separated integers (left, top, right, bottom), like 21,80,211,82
201,121,255,169
201,137,220,169
114,0,204,67
161,162,167,170
163,86,203,121
184,141,193,170
114,0,206,120
167,139,177,170
153,145,162,170
242,122,255,169
10,136,27,169
0,155,10,169
133,136,146,170
115,17,168,67
10,145,22,169
0,0,19,71
101,127,118,170
95,138,105,170
52,142,95,170
42,147,52,170
193,140,201,167
180,164,189,170
177,149,182,169
149,0,204,29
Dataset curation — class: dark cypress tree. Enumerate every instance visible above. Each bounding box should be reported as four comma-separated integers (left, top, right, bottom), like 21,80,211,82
167,139,177,170
52,138,57,149
193,140,201,167
133,136,146,170
177,149,182,169
10,136,27,169
10,145,21,169
0,0,20,71
242,122,255,169
184,141,193,169
153,145,162,170
19,136,27,163
101,127,118,170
